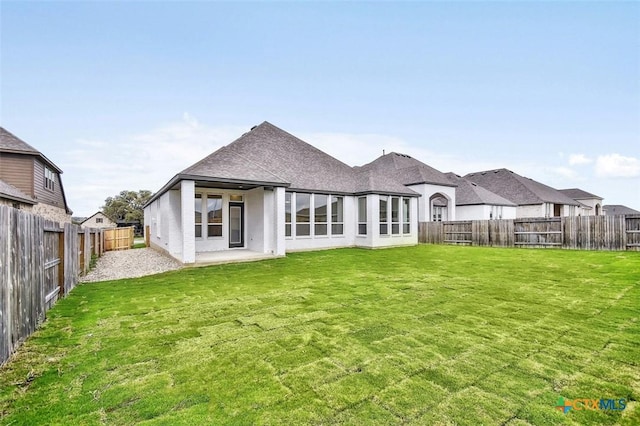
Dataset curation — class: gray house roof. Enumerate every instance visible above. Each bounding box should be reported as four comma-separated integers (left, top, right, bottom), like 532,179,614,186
603,205,640,215
0,178,36,205
357,152,456,187
464,168,580,206
0,127,63,173
558,188,603,200
445,173,516,206
148,122,419,205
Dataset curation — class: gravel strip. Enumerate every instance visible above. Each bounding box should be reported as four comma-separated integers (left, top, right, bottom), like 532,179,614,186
80,248,183,283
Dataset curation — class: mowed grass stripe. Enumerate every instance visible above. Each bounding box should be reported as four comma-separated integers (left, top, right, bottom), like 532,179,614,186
0,245,638,425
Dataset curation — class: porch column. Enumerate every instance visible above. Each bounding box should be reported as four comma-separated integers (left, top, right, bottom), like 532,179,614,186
274,187,286,256
180,180,196,263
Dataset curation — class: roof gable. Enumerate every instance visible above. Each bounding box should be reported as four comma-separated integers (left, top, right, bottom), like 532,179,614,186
358,152,455,187
464,169,579,206
445,173,516,206
0,127,63,173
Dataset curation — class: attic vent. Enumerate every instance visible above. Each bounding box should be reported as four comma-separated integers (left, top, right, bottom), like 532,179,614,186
471,183,477,186
250,125,257,130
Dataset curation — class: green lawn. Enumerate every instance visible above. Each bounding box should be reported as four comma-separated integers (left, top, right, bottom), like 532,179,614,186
1,246,639,425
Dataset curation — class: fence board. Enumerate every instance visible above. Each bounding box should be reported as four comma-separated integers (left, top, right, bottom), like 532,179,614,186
104,227,134,251
419,215,636,251
0,206,103,366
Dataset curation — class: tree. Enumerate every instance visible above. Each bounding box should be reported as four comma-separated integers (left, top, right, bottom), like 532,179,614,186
102,190,153,224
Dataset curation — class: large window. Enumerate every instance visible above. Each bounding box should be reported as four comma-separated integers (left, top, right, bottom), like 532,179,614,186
207,195,223,237
379,196,388,235
358,197,367,235
44,167,55,191
403,198,411,234
314,194,328,236
331,196,344,235
194,194,203,238
296,193,311,236
285,193,292,237
391,197,400,235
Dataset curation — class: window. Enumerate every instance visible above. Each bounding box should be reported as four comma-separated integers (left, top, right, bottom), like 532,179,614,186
433,206,443,222
403,198,410,234
314,194,328,236
379,196,388,235
195,194,202,238
490,205,503,220
296,193,310,236
285,192,292,237
358,197,367,235
44,167,55,191
96,217,104,224
230,195,243,202
207,195,223,237
391,197,400,234
331,196,344,235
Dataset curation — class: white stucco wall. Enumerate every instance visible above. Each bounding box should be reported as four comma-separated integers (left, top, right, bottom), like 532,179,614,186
356,194,418,249
455,205,517,220
517,204,545,218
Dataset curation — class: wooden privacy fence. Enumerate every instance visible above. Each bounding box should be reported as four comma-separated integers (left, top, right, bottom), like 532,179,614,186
104,227,134,251
419,215,640,251
0,205,104,366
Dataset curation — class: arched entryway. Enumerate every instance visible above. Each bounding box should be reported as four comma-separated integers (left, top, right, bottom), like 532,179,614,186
430,193,451,221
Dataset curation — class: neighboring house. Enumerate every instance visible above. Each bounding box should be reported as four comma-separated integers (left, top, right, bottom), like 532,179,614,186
80,211,116,229
0,127,72,223
356,152,457,222
444,173,517,220
603,205,640,216
464,168,580,218
0,178,37,210
144,122,420,264
558,188,603,216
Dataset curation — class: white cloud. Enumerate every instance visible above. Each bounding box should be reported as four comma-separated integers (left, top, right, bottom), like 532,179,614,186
60,114,246,216
549,166,580,180
595,153,640,178
568,153,593,166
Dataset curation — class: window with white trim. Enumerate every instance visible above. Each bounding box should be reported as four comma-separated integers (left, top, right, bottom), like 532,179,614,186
314,194,328,236
296,193,310,236
207,195,223,237
391,197,400,235
358,197,367,235
285,192,292,237
44,167,55,191
379,196,389,235
96,217,104,224
331,196,344,235
403,198,410,234
195,194,203,238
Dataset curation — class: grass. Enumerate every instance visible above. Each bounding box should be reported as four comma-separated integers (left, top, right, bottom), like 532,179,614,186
1,245,639,425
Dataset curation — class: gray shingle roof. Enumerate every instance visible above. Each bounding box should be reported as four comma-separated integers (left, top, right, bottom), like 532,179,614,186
603,205,640,215
0,178,36,205
357,152,455,187
558,188,602,200
445,173,516,206
180,122,418,196
464,168,580,206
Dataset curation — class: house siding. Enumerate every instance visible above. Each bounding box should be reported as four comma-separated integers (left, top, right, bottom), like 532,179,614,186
81,213,116,228
0,153,34,196
33,159,67,210
456,204,517,220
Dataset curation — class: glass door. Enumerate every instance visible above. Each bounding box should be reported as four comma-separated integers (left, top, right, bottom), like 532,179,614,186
229,202,244,248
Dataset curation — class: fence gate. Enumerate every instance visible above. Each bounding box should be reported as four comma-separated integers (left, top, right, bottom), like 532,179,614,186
104,227,134,251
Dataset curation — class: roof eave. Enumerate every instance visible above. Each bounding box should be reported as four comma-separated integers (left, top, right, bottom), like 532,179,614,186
0,193,37,205
406,180,457,188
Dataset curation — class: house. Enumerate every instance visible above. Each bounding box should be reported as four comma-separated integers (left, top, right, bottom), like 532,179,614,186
464,168,580,218
0,127,72,222
603,205,640,216
558,188,604,216
144,122,420,264
444,173,517,220
80,211,117,229
356,152,457,222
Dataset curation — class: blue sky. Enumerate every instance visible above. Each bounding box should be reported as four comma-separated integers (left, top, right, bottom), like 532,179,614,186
2,1,638,216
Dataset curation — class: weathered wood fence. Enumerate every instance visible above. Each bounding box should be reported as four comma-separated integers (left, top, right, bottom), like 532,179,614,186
419,215,640,251
0,205,104,365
